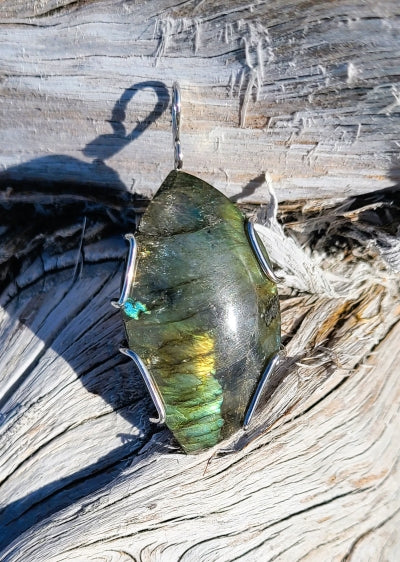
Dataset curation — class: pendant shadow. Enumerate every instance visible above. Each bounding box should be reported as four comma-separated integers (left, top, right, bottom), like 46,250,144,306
0,81,171,550
230,172,267,203
2,82,398,551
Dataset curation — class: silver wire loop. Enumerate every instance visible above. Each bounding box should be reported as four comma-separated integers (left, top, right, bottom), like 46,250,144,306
243,353,280,429
111,233,137,309
172,82,183,170
120,347,166,424
247,221,282,284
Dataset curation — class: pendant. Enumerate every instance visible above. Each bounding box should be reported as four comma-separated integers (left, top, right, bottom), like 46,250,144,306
113,84,281,453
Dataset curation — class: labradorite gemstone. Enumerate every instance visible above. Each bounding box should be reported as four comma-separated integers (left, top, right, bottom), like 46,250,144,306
122,170,280,453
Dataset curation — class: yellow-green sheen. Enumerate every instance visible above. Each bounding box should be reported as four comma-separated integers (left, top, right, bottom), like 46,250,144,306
122,171,280,453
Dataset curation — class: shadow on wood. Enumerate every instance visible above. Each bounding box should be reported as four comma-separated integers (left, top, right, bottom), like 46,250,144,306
0,81,174,549
0,77,306,551
1,79,400,561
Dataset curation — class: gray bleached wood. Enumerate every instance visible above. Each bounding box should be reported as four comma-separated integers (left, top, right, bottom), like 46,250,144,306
0,0,399,202
0,0,400,560
0,237,399,559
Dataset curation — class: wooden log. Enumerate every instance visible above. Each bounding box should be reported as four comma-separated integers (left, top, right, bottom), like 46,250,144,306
0,0,399,560
0,0,399,202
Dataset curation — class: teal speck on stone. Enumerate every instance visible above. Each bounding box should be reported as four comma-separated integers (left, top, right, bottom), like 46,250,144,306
122,170,281,453
123,299,150,320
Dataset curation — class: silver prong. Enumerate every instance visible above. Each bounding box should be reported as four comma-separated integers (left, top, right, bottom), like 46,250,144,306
119,347,166,424
247,221,282,284
112,233,137,309
243,353,280,430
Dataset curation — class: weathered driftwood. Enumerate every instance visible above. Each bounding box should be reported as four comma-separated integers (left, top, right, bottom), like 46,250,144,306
0,0,400,202
0,0,400,560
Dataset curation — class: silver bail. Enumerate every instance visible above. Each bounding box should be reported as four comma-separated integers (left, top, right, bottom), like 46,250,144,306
172,82,183,170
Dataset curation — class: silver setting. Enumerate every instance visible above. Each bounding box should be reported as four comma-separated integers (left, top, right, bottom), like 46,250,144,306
111,233,137,309
172,81,183,170
119,347,166,424
243,353,280,429
247,221,281,284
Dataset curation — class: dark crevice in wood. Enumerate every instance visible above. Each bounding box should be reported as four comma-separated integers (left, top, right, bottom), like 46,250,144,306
0,213,135,293
277,181,400,261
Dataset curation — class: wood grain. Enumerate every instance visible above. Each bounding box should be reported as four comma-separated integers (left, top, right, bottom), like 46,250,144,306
0,263,399,560
0,187,399,559
0,0,399,202
0,0,399,560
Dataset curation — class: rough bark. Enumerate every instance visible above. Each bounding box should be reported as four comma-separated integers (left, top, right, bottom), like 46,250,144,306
0,1,399,560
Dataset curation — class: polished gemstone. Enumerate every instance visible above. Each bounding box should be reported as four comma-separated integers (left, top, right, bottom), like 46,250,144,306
122,170,280,453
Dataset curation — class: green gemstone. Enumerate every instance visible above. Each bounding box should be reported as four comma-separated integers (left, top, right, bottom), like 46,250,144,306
122,170,280,453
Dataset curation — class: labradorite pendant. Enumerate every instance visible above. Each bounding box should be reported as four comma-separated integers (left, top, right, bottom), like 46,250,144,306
120,170,281,453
